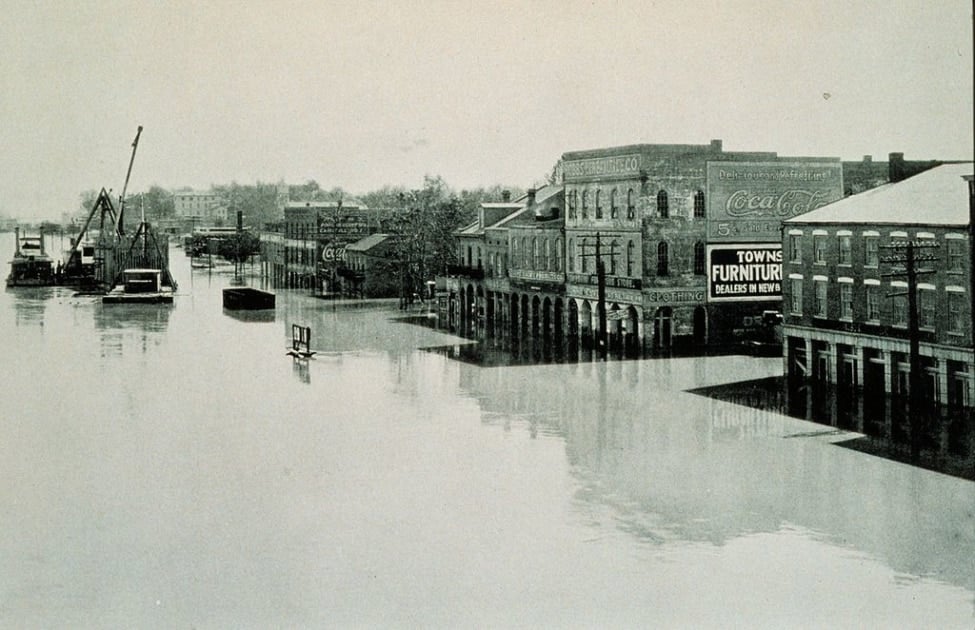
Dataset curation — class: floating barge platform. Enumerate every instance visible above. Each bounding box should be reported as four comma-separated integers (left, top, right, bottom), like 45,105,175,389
223,287,275,310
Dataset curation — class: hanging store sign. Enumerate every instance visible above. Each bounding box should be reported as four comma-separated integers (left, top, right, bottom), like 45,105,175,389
707,244,783,302
706,161,843,243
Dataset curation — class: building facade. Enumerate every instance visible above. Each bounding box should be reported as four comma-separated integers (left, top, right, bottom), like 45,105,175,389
781,163,975,407
174,190,227,224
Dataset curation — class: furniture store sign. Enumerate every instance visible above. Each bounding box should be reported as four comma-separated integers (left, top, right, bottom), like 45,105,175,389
707,244,782,302
706,161,843,243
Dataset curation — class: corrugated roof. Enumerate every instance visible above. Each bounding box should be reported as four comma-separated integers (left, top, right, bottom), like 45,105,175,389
785,162,974,226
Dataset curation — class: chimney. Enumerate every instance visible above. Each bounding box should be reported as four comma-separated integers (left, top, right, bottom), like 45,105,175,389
501,190,511,202
527,188,537,206
889,152,905,183
863,155,872,163
710,139,723,152
14,226,19,256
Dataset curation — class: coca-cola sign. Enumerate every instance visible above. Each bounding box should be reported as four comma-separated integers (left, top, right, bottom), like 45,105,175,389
707,161,843,243
725,189,832,217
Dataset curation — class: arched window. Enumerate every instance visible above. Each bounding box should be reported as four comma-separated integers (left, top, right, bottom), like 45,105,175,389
627,189,635,219
595,189,602,219
476,246,482,269
555,238,563,271
467,246,472,267
568,191,576,219
657,190,669,219
522,236,530,267
610,189,618,219
627,240,635,276
694,190,705,218
582,239,589,273
568,238,575,272
511,239,519,267
543,238,550,270
532,237,539,269
581,190,589,219
657,241,669,276
694,241,705,275
609,240,618,275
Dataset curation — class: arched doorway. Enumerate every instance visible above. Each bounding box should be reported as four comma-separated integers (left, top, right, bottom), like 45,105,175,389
609,304,622,353
510,292,520,336
521,295,530,336
554,298,564,340
567,299,579,339
531,296,541,339
542,297,552,340
580,301,593,347
625,306,640,356
654,306,673,350
693,306,707,345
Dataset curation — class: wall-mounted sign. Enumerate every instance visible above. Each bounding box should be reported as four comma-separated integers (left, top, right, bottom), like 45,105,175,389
320,243,348,264
645,287,706,306
563,154,641,181
706,161,843,243
707,244,782,302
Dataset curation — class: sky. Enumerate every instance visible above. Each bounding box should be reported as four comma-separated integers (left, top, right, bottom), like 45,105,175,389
1,0,972,220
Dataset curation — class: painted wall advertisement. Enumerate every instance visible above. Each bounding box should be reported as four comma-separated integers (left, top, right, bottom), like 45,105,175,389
706,161,843,243
707,244,782,302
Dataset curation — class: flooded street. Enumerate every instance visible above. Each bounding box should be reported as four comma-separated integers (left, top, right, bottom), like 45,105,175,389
1,232,973,628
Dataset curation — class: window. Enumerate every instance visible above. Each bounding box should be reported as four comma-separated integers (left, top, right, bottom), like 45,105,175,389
626,240,635,276
866,285,880,321
865,237,879,267
789,234,802,263
694,241,705,275
476,247,482,269
626,189,635,219
657,190,669,218
532,238,539,269
567,239,574,272
610,189,618,219
467,246,472,267
840,283,853,319
511,239,519,266
595,190,602,219
581,190,589,218
814,235,827,264
893,293,908,327
790,279,803,314
522,236,530,267
609,240,618,275
543,238,551,270
919,288,936,329
948,239,965,272
554,238,563,271
581,240,589,273
568,191,576,219
657,242,669,276
949,292,966,333
814,280,827,317
693,190,705,218
838,235,851,265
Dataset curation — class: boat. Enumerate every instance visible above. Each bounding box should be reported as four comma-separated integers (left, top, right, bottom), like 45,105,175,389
6,227,55,287
102,268,174,303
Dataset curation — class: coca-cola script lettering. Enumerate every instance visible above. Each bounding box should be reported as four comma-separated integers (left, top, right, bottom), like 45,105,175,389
725,189,830,217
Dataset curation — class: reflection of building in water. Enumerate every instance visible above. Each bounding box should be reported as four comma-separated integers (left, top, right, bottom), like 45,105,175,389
782,163,975,407
453,358,974,590
291,356,310,384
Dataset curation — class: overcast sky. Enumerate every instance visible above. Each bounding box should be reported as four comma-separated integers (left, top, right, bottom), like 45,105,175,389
1,0,972,220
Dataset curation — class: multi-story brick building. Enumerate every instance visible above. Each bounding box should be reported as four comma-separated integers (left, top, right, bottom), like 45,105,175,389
562,140,844,351
781,162,975,406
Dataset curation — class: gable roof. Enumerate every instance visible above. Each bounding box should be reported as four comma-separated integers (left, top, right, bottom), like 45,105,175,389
785,162,973,226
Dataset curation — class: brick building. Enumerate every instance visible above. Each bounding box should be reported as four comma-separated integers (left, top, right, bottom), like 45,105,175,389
781,163,975,406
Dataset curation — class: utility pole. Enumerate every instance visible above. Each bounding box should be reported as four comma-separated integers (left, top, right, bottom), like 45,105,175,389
880,238,939,460
579,232,620,360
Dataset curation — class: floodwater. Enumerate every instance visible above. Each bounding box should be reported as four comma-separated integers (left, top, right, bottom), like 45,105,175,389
1,232,973,629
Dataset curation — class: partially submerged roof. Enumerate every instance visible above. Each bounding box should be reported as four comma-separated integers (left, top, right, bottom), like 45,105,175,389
785,162,974,226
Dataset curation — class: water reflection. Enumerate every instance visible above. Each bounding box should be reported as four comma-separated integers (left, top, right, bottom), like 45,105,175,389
689,376,975,481
451,356,975,595
7,286,53,328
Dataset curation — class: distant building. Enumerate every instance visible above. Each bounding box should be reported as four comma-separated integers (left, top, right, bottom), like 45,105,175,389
343,233,401,298
174,190,227,224
781,162,975,406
